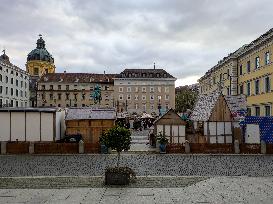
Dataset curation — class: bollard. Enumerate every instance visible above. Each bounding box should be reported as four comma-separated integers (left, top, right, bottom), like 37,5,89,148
234,140,240,154
261,140,266,154
79,140,84,154
1,142,7,154
29,142,34,154
185,141,190,154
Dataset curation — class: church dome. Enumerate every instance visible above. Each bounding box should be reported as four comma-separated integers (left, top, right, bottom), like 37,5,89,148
27,35,54,63
0,50,10,64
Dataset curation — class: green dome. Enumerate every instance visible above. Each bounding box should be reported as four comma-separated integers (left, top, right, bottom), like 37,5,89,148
27,35,54,63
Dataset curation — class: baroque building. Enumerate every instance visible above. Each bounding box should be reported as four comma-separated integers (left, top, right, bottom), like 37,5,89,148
0,51,30,107
37,73,116,108
199,28,273,116
26,35,56,107
114,68,176,115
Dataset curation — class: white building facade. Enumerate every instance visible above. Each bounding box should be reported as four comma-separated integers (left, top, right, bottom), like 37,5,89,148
0,52,30,107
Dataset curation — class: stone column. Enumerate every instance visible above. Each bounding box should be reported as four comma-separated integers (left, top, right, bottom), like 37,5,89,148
79,140,84,154
261,140,266,154
185,141,190,154
1,142,7,154
234,140,240,154
29,142,34,154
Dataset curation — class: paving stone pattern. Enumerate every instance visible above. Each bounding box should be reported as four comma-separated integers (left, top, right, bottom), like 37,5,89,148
1,154,273,177
0,177,273,203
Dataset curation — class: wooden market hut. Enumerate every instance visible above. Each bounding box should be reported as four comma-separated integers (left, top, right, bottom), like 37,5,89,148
190,91,246,144
65,108,116,143
154,109,186,144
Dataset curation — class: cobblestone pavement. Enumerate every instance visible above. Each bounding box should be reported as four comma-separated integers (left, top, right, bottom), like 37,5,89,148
0,177,272,203
1,154,273,177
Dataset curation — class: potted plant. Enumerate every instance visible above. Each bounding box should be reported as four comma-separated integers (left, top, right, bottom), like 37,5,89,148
157,131,168,153
103,125,136,185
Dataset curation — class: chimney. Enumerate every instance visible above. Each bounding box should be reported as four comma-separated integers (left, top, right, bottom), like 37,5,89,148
64,70,66,73
154,62,155,69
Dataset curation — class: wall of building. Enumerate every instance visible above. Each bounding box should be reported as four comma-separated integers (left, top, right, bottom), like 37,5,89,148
37,82,114,108
0,62,30,107
114,78,175,114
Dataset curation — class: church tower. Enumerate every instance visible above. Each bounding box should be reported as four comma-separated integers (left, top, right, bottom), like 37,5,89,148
26,34,55,77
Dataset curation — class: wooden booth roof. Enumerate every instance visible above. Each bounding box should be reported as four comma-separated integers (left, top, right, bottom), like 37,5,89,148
190,91,246,121
154,109,186,126
65,108,116,120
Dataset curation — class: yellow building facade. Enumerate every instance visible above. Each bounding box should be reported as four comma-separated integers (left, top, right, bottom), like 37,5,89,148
199,28,273,116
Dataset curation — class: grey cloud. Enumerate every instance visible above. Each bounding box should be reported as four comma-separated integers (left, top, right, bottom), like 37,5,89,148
0,0,273,85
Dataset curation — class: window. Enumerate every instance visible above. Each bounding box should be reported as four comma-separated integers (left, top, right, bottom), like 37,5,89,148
135,95,138,100
58,85,61,90
42,93,45,100
16,89,18,97
166,104,169,110
127,87,131,92
5,87,8,94
265,76,270,93
150,87,154,93
142,95,146,100
247,82,251,96
11,70,13,75
16,101,18,107
66,93,69,100
20,81,23,87
10,100,13,107
74,94,77,100
11,78,13,84
213,76,216,84
5,76,8,83
25,82,27,88
255,57,260,69
239,65,243,75
158,95,162,101
255,106,260,116
119,87,123,92
50,85,53,90
151,104,154,110
127,94,131,100
0,74,2,82
82,94,85,100
16,79,18,86
150,95,154,100
20,90,23,97
265,106,271,116
165,87,169,93
58,93,62,100
50,94,53,100
226,87,230,96
142,87,146,92
119,94,123,100
165,95,169,100
142,104,146,111
66,85,69,90
0,86,2,94
42,85,45,90
247,61,251,73
265,51,270,65
135,103,138,109
255,79,260,95
34,68,39,75
240,84,244,94
11,88,13,96
220,73,223,82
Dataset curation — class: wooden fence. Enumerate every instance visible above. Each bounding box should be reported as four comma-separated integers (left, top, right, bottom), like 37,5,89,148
84,143,100,153
34,143,79,154
7,142,29,154
190,143,234,154
240,144,261,154
166,144,185,153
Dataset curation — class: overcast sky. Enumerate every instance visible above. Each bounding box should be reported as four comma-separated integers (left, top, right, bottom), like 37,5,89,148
1,0,273,86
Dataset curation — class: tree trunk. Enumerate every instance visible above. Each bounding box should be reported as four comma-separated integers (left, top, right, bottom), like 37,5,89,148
117,151,121,167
